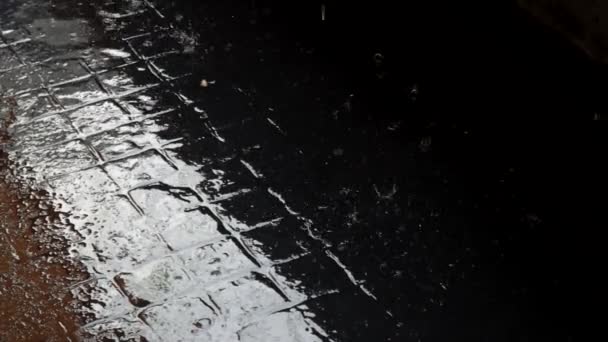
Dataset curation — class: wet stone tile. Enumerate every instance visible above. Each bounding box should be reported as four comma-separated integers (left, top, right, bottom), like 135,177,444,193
141,111,219,146
237,310,322,342
64,191,168,275
174,78,253,128
131,185,200,216
52,77,106,108
272,254,355,301
215,190,287,232
160,164,208,191
192,156,259,200
0,64,43,93
128,31,182,58
48,167,119,206
178,238,257,283
18,140,96,180
97,0,149,17
139,297,222,341
87,220,169,275
26,15,96,51
217,114,283,149
67,100,131,135
48,178,136,237
155,208,224,251
12,39,67,64
13,90,58,121
115,257,192,307
0,104,14,133
0,26,31,44
0,47,21,72
151,53,198,80
208,273,287,326
187,138,231,167
81,46,134,71
102,11,168,39
11,114,75,150
99,63,160,94
169,75,217,106
39,58,89,85
296,291,402,341
90,123,152,160
79,317,159,342
119,87,181,116
47,171,162,273
106,150,176,188
242,217,313,264
70,278,130,325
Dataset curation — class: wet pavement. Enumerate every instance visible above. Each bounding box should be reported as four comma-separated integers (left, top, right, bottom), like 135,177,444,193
0,0,604,341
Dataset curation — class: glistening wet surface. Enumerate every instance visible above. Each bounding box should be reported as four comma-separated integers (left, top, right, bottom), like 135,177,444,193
3,1,401,340
1,0,603,341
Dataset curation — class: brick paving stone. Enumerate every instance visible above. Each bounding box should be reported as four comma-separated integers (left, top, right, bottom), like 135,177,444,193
67,100,131,135
13,39,67,64
114,257,192,307
10,114,76,150
130,185,200,216
177,238,257,283
39,58,89,85
191,157,259,201
154,208,224,251
98,62,160,94
99,10,168,40
139,297,223,341
48,167,120,207
89,123,151,160
12,90,58,121
80,317,160,341
96,0,149,16
0,47,21,72
18,140,97,180
299,290,406,341
242,216,313,264
151,53,198,80
215,189,289,232
69,278,131,325
106,151,176,188
237,310,323,342
51,77,107,108
272,253,356,301
88,219,170,274
207,272,288,326
127,32,183,58
81,45,136,71
1,1,405,340
0,64,43,93
118,87,181,116
0,26,31,44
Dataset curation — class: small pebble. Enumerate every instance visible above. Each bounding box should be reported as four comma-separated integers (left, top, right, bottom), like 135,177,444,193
200,79,216,88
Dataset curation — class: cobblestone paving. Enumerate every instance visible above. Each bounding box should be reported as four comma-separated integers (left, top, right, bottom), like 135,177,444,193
1,0,403,340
